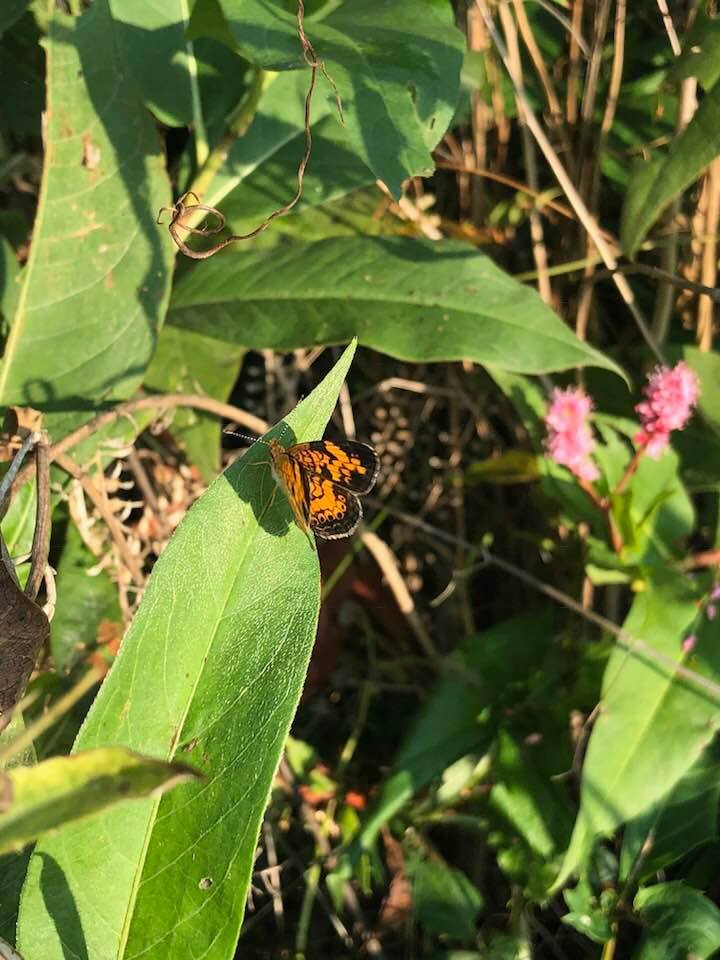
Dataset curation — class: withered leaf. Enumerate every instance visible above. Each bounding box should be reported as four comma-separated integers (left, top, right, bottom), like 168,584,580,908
0,559,49,727
0,406,42,462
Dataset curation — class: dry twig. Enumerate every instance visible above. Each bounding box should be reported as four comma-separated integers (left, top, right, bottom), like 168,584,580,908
14,393,269,490
55,452,145,588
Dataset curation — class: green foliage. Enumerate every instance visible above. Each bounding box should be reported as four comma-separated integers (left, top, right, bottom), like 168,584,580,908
50,522,122,672
621,83,720,255
0,747,196,855
557,576,720,887
0,0,173,438
169,237,623,376
633,883,720,960
408,855,483,940
207,0,464,197
144,324,246,481
16,344,354,960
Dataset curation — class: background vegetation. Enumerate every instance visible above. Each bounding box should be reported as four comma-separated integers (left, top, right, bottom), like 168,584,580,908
1,1,720,958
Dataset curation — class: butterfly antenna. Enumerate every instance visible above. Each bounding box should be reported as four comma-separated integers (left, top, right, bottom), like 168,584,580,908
222,427,268,446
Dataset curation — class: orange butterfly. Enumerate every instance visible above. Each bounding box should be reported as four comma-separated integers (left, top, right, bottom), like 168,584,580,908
268,438,379,540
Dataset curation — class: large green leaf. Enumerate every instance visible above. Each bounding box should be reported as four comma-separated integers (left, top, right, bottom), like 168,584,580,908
489,730,572,862
621,83,720,254
17,343,356,960
218,114,376,233
108,0,247,142
408,855,483,940
556,577,720,887
0,1,173,437
207,0,464,196
108,0,202,128
187,69,330,215
0,748,195,855
634,883,720,960
168,237,624,377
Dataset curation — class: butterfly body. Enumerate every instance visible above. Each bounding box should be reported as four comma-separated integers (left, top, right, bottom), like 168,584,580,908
268,438,379,540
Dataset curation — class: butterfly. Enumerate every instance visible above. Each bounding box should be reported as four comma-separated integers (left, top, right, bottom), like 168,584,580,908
268,438,379,540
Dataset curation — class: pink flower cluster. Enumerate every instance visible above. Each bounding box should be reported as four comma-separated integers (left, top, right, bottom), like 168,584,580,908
543,362,700,484
544,387,599,482
635,361,699,459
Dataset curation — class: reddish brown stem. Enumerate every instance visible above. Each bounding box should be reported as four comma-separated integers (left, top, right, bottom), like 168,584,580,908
615,447,643,495
578,478,623,555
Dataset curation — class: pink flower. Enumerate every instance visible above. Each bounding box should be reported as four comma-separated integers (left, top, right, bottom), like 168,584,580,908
707,604,717,621
682,634,697,654
711,585,720,602
544,388,599,482
635,362,699,459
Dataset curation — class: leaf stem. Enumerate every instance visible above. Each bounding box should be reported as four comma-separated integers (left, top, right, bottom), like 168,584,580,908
178,0,209,168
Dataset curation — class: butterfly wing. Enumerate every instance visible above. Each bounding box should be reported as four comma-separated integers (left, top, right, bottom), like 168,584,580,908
288,440,379,495
270,442,312,535
307,476,362,539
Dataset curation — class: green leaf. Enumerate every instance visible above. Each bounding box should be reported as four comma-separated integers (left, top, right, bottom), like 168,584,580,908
0,748,196,855
0,238,19,323
555,576,720,888
670,9,720,91
0,481,36,557
633,882,720,960
107,0,246,149
0,13,44,136
621,83,720,255
189,69,331,215
218,114,376,233
620,740,720,885
489,731,571,861
17,343,357,960
562,880,613,944
0,854,27,946
51,522,122,672
108,0,204,128
168,237,625,377
684,345,720,427
210,0,464,196
0,1,173,438
144,324,246,482
408,857,483,940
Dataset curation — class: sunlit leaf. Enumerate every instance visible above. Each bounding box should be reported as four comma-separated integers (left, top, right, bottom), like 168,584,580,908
0,747,196,855
168,237,625,377
17,344,356,960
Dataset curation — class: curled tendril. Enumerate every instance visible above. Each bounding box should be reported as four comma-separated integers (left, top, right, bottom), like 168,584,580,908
159,0,343,260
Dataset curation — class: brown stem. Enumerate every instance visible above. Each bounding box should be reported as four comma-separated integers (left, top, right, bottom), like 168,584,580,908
697,156,720,351
14,393,269,490
592,263,720,302
367,499,720,704
681,549,720,571
25,432,50,601
615,447,643,495
579,477,623,554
